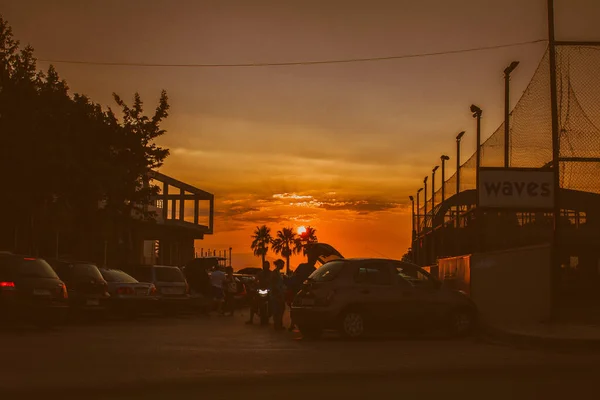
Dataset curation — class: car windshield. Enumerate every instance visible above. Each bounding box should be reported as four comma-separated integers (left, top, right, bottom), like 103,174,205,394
101,269,138,283
155,267,185,282
6,257,60,279
308,261,346,282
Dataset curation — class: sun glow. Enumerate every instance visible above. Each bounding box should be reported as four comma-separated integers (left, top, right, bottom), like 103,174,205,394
297,226,307,235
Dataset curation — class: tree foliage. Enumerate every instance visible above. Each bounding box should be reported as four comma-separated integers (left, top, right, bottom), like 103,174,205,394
271,227,303,275
0,16,170,259
250,225,272,264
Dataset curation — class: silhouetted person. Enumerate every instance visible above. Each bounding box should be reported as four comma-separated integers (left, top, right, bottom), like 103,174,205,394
286,258,317,331
223,266,236,316
246,261,271,325
271,259,286,330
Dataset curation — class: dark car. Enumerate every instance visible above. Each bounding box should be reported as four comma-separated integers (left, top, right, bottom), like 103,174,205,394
236,267,262,276
290,244,477,339
99,268,158,317
0,252,69,326
47,259,110,315
130,265,190,313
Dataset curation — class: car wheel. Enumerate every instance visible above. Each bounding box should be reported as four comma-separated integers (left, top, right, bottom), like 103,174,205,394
299,325,323,339
341,310,365,339
449,308,476,337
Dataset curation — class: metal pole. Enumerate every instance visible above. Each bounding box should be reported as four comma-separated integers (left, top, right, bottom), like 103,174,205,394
431,167,438,263
229,247,232,266
504,61,519,167
432,166,438,211
471,105,483,253
416,188,423,265
548,0,561,318
409,196,415,239
455,131,465,230
504,71,510,167
423,176,429,264
423,176,428,229
441,156,449,203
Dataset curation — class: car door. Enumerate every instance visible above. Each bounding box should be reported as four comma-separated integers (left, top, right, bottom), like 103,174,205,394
391,261,446,330
351,261,397,330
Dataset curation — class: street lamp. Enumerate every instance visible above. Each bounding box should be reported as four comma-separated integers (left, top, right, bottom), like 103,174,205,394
432,166,439,210
504,61,519,168
409,195,415,240
423,176,429,230
416,188,423,236
441,155,450,203
455,131,465,226
470,104,483,194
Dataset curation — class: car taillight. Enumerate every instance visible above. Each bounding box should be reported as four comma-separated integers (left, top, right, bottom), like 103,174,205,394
61,283,68,299
149,285,157,296
0,281,15,288
116,287,135,295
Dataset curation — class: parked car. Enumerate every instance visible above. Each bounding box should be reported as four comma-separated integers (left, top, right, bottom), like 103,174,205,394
290,244,477,339
99,268,158,317
130,265,190,313
236,267,262,276
47,259,110,316
0,252,69,326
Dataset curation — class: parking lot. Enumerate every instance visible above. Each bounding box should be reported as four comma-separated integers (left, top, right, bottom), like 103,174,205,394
3,309,600,399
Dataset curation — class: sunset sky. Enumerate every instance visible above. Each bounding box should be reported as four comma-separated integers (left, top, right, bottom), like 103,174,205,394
3,0,600,268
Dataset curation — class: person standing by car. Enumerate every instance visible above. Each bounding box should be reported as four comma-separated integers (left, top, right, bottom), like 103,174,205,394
271,259,286,330
223,266,237,316
210,266,227,315
245,261,271,325
286,259,317,331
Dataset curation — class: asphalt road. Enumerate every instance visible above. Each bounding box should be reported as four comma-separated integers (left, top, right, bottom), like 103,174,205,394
2,309,599,399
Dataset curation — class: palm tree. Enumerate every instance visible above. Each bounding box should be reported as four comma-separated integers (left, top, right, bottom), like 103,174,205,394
271,227,303,275
250,225,272,264
299,225,318,255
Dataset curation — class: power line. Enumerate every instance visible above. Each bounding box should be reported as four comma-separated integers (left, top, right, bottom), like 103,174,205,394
38,39,547,68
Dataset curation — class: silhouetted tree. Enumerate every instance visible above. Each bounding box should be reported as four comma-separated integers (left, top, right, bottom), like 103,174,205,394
0,15,170,262
272,227,303,275
250,225,272,264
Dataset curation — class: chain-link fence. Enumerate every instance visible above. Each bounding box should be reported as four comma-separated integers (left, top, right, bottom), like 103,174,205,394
418,44,600,231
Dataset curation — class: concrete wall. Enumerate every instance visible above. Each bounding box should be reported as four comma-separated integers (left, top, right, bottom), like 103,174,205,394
470,244,551,326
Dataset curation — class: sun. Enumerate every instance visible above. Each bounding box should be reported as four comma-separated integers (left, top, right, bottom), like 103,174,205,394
297,226,307,235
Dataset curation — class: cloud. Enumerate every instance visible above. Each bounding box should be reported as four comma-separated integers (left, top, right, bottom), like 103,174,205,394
319,199,401,213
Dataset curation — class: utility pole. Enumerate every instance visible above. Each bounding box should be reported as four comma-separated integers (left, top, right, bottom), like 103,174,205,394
548,0,561,317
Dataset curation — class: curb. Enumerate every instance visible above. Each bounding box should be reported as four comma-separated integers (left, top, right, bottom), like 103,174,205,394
479,323,600,351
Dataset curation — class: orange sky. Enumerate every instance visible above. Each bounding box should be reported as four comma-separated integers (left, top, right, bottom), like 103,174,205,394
3,0,600,269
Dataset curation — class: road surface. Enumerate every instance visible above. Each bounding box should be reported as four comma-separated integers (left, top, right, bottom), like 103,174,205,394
1,310,599,399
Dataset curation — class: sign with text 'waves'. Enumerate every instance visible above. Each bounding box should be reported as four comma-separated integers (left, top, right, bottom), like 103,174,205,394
478,168,554,209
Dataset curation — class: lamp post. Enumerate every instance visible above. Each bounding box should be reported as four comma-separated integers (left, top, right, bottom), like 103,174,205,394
470,104,483,190
423,176,429,228
416,188,423,265
455,131,465,227
471,104,483,253
431,166,439,211
416,188,423,235
431,166,439,263
503,61,520,264
504,61,519,168
441,155,450,203
409,195,415,262
409,195,415,239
